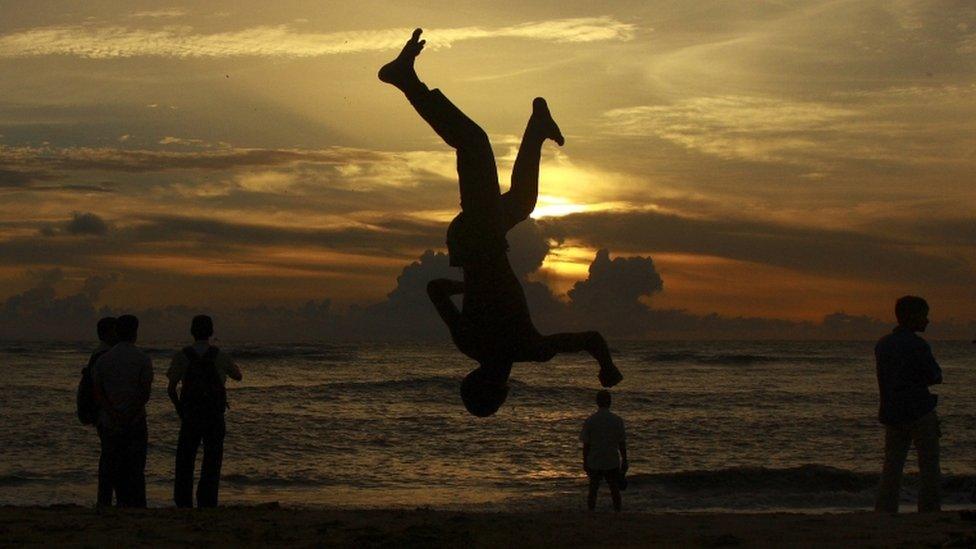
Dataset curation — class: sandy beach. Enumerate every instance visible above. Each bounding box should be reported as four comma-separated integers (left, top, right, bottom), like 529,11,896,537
2,505,975,547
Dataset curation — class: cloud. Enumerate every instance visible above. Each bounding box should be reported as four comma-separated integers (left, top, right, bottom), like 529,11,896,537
38,211,110,237
350,218,563,339
128,8,187,19
2,240,972,341
0,269,112,339
0,211,445,273
568,249,663,312
65,212,109,236
0,17,635,59
602,96,902,167
0,144,393,173
540,209,974,286
0,168,53,188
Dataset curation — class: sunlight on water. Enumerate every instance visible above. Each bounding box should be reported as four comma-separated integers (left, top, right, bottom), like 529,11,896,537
1,340,974,511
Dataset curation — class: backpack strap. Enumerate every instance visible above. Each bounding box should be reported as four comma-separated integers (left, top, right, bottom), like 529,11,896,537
182,345,198,362
202,346,219,363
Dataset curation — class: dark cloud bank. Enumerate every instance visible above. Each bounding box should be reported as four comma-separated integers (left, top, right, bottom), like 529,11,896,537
2,218,973,342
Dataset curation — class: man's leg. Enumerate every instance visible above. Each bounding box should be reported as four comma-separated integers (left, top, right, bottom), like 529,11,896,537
114,425,146,508
539,332,622,387
380,29,502,227
197,417,226,508
502,98,564,231
103,431,126,507
606,470,622,512
96,427,113,507
131,423,148,508
174,420,202,508
912,411,941,512
875,423,912,513
587,473,601,511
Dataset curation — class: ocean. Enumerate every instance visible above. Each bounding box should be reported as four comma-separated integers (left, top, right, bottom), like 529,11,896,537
2,340,974,511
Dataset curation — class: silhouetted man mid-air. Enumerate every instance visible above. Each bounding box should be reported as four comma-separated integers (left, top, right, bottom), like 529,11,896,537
874,295,942,513
379,29,622,417
167,315,242,508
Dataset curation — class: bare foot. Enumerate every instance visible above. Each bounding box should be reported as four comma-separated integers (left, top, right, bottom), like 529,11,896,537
531,97,564,146
378,28,426,87
598,363,623,388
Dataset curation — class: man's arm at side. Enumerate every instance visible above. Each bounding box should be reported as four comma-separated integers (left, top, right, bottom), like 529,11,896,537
580,422,590,472
167,353,185,416
140,357,154,404
167,378,182,418
917,340,943,386
223,354,242,381
619,419,628,472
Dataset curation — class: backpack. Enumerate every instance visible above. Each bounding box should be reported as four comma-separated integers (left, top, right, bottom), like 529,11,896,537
178,346,227,420
76,349,108,425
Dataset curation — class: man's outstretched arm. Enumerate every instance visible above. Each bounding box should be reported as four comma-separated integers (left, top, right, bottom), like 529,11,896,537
427,279,464,329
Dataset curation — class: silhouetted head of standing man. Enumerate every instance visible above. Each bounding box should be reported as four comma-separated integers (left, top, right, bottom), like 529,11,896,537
597,389,611,409
191,315,214,342
115,315,139,343
895,295,929,333
97,317,119,346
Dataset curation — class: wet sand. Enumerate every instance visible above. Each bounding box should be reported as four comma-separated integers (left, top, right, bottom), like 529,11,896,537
1,505,974,547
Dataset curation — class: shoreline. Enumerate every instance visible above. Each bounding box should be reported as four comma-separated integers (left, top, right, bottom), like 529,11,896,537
2,505,975,547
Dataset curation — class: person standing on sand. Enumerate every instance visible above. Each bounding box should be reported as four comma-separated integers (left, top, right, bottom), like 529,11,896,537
87,317,118,507
167,315,242,508
379,29,622,418
581,390,627,512
92,314,153,508
874,295,943,513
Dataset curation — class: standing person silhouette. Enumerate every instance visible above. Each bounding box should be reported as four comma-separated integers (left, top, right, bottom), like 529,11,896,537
92,314,152,508
581,390,627,512
379,29,622,417
167,315,242,508
874,295,942,513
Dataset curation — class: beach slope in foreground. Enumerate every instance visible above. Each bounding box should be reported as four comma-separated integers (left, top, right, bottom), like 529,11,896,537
1,506,975,547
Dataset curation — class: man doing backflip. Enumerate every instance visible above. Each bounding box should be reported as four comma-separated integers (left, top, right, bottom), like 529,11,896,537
379,29,622,417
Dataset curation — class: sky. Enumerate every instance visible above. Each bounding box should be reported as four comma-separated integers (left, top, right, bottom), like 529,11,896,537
0,0,974,340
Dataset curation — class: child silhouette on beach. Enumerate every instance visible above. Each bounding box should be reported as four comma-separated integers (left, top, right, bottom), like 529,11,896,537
380,29,622,417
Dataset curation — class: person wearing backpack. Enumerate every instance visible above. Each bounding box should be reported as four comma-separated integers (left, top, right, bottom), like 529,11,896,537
167,315,242,508
77,316,118,507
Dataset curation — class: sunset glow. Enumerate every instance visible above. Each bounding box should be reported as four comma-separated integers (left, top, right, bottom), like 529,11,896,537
1,1,974,340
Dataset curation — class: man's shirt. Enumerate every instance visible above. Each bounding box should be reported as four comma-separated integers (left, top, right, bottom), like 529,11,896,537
90,341,111,358
580,408,626,470
875,326,942,425
93,342,153,430
167,342,237,385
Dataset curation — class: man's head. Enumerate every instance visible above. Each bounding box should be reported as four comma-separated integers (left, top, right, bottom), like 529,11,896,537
96,316,118,344
116,314,139,343
191,314,214,341
460,364,511,417
596,389,611,409
895,295,929,332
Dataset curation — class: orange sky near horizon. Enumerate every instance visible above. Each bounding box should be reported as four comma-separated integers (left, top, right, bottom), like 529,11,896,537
0,0,974,333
